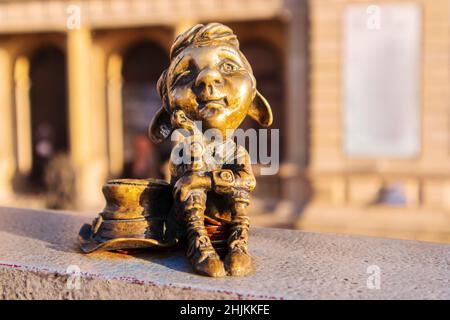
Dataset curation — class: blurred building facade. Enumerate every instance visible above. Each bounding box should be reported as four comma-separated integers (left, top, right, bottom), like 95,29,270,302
302,0,450,242
0,0,308,209
0,0,449,242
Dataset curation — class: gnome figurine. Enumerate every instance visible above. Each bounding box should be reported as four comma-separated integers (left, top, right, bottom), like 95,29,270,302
149,23,272,277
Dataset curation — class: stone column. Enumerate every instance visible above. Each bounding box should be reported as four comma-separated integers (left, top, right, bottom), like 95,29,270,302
91,44,108,162
90,43,110,198
0,48,16,201
13,56,32,176
67,28,105,209
285,0,309,167
283,0,310,204
106,53,124,177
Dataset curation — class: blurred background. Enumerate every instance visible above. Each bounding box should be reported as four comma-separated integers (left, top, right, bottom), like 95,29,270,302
1,0,449,243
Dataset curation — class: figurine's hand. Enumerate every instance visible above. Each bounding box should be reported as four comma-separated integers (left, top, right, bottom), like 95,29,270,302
174,172,212,202
210,169,235,195
211,169,256,195
212,171,251,203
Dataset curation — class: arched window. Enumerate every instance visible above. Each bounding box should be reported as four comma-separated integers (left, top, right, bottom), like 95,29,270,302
239,41,285,162
29,46,68,189
121,41,169,179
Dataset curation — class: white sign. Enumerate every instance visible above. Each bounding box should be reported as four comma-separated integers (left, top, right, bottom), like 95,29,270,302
343,4,421,157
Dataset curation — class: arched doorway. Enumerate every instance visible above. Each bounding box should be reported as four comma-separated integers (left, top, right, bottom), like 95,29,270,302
29,46,69,189
240,41,285,162
121,41,169,179
236,40,285,199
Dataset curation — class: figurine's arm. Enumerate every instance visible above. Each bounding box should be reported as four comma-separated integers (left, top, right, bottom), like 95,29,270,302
231,149,256,192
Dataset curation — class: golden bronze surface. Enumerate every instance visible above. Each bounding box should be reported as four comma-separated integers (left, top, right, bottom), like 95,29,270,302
79,179,176,253
79,23,272,277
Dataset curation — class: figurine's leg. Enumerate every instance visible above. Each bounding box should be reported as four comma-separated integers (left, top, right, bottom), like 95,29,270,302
224,191,253,276
182,189,226,277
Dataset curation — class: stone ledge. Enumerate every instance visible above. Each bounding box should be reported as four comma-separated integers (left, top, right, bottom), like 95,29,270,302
0,206,449,299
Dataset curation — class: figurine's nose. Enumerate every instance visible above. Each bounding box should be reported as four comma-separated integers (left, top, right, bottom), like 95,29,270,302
195,68,223,98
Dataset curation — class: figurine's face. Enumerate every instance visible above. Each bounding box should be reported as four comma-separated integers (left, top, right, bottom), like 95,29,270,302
167,45,255,135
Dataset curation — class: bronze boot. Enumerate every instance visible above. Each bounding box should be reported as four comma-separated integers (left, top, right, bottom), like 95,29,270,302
185,206,226,278
225,201,253,276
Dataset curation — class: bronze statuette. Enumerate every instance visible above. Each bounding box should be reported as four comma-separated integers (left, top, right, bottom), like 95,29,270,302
79,23,272,277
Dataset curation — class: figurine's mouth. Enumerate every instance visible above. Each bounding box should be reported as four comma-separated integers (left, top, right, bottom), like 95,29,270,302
198,97,227,110
197,97,228,119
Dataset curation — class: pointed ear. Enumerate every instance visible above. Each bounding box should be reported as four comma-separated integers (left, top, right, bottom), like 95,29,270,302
248,90,273,127
149,107,172,144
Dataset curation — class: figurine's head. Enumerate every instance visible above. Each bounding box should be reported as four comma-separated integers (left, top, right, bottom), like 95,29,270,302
150,23,272,143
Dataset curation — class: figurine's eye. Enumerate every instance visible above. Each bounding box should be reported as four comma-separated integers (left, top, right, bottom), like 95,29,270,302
174,70,194,86
220,61,240,73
